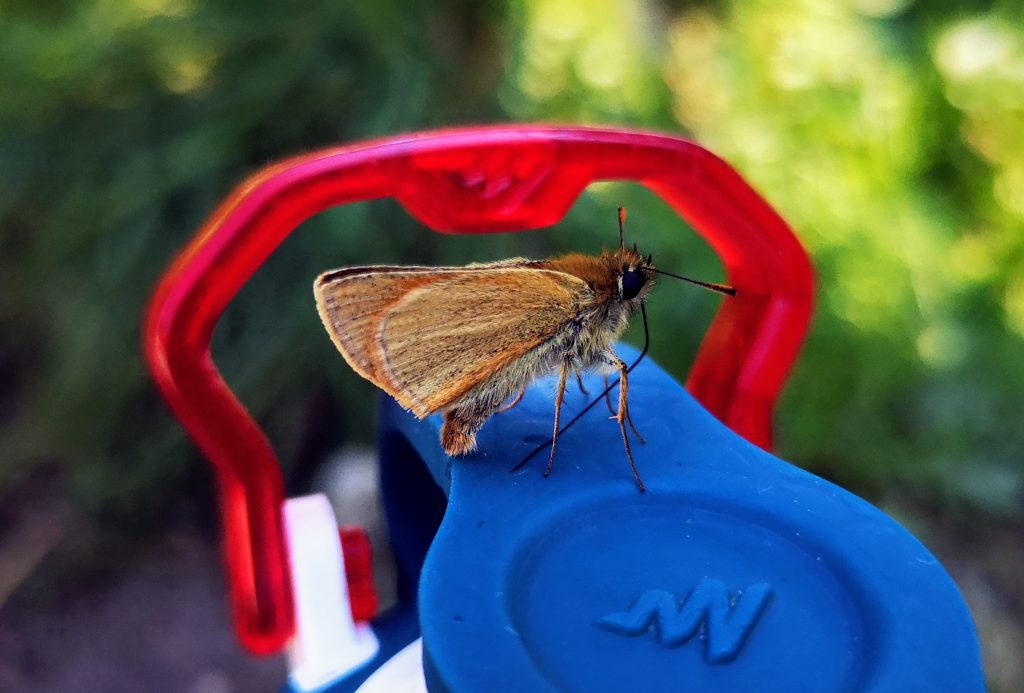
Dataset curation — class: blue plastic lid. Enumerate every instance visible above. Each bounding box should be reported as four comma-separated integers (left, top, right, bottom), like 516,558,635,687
378,344,984,692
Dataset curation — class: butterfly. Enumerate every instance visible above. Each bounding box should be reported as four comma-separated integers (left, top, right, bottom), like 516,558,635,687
315,208,734,491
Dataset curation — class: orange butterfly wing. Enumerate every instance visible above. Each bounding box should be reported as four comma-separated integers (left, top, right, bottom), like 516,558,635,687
315,264,587,417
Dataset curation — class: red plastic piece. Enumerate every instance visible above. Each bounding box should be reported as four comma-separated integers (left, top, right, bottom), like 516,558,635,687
339,527,378,622
143,125,814,655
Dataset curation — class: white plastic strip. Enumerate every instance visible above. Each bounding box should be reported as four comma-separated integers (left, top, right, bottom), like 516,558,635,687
284,494,379,691
355,638,427,693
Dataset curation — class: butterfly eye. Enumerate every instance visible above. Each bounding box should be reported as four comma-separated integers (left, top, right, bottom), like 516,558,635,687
620,269,646,300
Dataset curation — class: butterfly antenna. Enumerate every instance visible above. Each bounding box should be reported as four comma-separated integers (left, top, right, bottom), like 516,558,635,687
648,267,736,297
511,303,651,473
618,206,627,252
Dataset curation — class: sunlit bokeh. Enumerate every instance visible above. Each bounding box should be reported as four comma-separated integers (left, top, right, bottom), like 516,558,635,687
3,0,1021,548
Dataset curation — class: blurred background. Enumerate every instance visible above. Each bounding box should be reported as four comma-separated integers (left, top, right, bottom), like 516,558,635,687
1,0,1022,690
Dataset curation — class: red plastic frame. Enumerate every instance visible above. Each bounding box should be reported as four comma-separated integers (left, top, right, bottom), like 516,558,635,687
144,125,814,655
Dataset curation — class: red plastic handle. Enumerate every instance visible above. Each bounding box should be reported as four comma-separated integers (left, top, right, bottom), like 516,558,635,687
143,125,813,654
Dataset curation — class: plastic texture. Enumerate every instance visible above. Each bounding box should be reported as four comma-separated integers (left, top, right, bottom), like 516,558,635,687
377,345,984,692
353,640,427,693
144,126,813,654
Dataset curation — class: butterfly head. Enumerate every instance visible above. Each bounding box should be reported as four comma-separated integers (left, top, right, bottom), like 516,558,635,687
614,245,655,304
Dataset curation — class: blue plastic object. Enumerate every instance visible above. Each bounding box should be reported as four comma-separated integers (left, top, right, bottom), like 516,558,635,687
372,344,983,692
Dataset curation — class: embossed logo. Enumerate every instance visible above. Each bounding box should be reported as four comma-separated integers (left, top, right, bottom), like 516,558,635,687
596,579,773,663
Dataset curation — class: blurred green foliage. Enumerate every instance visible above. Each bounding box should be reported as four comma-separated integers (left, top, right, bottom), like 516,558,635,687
1,0,1022,523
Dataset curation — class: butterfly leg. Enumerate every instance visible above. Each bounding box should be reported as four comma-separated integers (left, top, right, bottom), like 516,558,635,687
544,359,571,477
497,388,526,413
604,373,645,444
603,352,645,492
625,403,646,445
575,371,589,397
602,374,616,415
